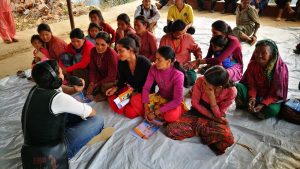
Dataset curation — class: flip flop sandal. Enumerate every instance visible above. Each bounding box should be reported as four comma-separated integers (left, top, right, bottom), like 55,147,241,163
87,127,115,146
12,38,19,42
4,40,12,44
16,70,26,78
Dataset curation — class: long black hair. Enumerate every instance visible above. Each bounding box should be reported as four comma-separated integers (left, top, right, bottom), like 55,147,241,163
164,19,186,34
70,28,84,39
117,13,131,26
157,46,191,88
89,9,105,22
212,20,233,36
134,15,149,28
116,34,141,54
210,35,229,50
95,31,111,44
37,23,52,33
32,60,60,89
31,34,43,44
88,23,103,34
204,65,234,88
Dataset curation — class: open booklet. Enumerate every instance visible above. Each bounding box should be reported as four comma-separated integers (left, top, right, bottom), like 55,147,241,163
130,119,164,140
113,87,133,109
285,99,300,112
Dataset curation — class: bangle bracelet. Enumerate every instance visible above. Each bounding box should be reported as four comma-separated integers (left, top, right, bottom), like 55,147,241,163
197,59,202,65
153,111,160,116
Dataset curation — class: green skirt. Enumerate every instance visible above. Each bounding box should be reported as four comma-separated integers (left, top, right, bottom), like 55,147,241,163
235,83,282,119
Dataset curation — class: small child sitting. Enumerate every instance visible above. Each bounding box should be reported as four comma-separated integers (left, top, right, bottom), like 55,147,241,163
199,35,236,74
86,23,103,45
31,34,49,67
211,36,236,69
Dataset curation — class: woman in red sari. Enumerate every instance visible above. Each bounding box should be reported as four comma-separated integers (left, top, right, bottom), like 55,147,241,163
0,0,18,44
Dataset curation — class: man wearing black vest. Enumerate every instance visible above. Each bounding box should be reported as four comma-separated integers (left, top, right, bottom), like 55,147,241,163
134,0,160,32
21,60,104,160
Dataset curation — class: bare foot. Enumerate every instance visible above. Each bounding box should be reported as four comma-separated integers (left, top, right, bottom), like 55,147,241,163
248,36,257,46
288,9,295,15
155,2,162,9
275,17,281,21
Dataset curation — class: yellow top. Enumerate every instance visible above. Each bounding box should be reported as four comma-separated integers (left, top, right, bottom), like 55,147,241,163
167,4,194,25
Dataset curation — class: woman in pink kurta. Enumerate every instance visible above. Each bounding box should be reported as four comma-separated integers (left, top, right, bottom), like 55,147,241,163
134,15,157,62
166,66,236,155
159,19,202,85
142,46,187,123
0,0,17,43
187,20,243,82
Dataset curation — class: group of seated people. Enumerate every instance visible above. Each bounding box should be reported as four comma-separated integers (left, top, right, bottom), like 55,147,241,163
21,0,289,166
156,0,298,21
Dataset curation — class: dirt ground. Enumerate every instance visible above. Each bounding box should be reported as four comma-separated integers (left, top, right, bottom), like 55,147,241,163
0,0,299,79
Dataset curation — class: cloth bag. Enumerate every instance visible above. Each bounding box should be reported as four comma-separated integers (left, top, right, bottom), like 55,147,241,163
280,99,300,125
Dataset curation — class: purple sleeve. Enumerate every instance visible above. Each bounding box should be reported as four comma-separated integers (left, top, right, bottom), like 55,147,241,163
142,66,156,104
159,72,184,113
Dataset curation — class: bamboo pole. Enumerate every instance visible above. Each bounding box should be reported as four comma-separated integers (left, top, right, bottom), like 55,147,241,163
66,0,75,30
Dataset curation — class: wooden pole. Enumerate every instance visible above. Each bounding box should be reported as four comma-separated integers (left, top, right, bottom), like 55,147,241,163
66,0,75,30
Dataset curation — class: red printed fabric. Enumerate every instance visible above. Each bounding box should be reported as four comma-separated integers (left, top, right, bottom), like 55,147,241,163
166,114,234,154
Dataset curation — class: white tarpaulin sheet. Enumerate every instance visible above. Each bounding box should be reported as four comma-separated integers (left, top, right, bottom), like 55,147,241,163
0,18,300,169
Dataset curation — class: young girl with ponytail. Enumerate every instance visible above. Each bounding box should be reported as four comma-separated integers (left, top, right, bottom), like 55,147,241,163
142,46,189,123
166,66,237,155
